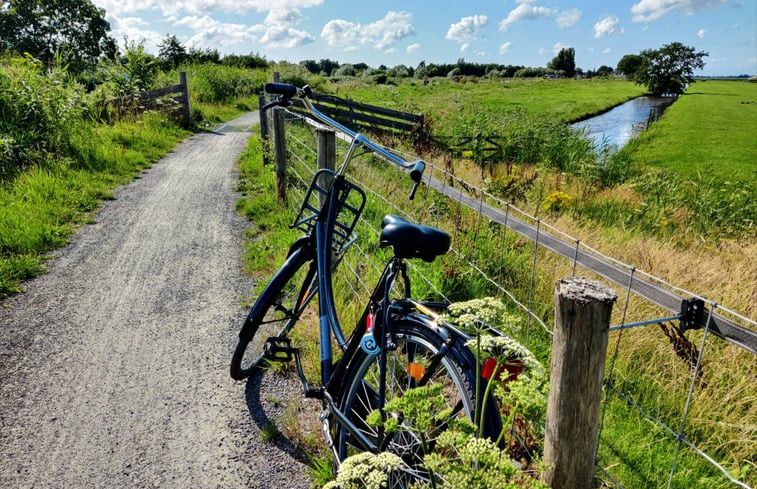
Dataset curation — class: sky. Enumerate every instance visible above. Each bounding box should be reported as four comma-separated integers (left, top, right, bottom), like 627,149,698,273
91,0,757,76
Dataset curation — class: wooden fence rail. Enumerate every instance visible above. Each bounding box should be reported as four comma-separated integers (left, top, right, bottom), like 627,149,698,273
111,72,191,127
262,91,423,137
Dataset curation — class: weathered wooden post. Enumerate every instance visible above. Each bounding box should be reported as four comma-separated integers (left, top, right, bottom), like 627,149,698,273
179,71,191,128
542,277,616,489
272,106,287,203
261,72,280,166
316,128,336,208
259,92,271,165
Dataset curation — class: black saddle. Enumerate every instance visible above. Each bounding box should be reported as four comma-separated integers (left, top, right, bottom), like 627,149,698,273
379,215,450,262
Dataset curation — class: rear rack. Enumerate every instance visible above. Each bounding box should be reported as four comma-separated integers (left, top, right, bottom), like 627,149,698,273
292,169,366,256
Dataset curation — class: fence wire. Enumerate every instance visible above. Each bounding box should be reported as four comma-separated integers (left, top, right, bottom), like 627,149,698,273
265,108,755,489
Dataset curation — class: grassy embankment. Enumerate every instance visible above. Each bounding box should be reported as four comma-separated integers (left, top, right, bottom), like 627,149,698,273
0,57,271,299
237,77,755,487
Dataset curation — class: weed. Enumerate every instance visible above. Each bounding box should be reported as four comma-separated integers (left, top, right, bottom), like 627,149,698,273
260,420,280,441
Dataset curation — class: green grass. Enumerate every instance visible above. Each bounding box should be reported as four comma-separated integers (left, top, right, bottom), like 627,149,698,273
0,114,189,298
627,80,757,183
235,76,754,488
332,77,647,130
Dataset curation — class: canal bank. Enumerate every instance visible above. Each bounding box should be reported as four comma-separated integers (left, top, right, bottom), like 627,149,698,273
571,95,675,149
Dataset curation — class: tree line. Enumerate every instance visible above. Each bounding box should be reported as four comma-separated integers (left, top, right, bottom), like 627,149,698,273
297,52,619,81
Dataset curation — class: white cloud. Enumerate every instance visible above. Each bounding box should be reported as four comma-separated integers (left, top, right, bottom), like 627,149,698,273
320,20,360,50
321,11,415,52
173,6,313,50
499,41,513,54
446,15,488,43
499,3,554,31
93,0,323,17
630,0,734,22
108,15,164,49
95,0,320,50
258,25,314,48
556,8,582,28
407,43,421,54
553,42,571,55
460,43,470,53
602,47,612,54
594,16,620,38
698,28,708,38
174,15,260,48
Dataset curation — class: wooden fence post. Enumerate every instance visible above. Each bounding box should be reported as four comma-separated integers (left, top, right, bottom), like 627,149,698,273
316,128,336,208
272,107,287,204
542,277,616,489
259,92,270,165
179,71,190,128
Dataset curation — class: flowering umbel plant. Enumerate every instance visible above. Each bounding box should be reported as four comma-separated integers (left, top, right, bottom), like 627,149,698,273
322,452,405,489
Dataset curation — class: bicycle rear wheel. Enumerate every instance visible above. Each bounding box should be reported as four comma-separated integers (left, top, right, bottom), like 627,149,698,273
230,242,315,380
335,320,501,485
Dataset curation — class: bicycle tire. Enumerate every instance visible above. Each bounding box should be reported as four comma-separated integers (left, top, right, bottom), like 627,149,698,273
335,320,502,485
230,242,315,380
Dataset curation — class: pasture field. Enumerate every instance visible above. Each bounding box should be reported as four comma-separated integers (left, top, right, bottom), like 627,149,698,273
626,80,757,183
333,77,647,132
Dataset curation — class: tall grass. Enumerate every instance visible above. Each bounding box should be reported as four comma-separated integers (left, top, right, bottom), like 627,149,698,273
0,56,86,176
0,55,190,298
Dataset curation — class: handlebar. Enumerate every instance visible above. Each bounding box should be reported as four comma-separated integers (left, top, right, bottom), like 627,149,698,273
263,83,425,200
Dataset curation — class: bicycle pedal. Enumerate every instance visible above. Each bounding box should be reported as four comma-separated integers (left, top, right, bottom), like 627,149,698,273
263,337,298,362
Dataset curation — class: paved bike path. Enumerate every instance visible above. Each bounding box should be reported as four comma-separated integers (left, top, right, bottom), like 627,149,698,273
0,113,309,488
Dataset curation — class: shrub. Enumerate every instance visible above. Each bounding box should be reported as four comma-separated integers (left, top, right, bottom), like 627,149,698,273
0,56,86,176
542,190,573,213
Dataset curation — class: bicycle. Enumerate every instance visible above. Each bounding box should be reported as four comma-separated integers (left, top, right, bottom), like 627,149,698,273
231,83,501,484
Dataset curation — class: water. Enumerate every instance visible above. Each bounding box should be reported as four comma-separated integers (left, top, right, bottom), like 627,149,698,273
571,96,675,149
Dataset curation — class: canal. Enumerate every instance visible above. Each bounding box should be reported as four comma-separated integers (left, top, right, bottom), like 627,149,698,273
571,96,675,149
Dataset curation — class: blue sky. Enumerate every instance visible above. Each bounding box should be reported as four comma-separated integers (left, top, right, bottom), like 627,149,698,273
92,0,756,76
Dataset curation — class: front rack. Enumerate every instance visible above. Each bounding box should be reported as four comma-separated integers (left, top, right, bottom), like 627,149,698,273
291,169,367,256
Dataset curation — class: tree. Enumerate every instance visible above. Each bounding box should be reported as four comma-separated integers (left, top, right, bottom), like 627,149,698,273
158,34,187,69
0,0,116,73
635,42,708,96
595,65,614,77
616,54,643,80
548,47,576,78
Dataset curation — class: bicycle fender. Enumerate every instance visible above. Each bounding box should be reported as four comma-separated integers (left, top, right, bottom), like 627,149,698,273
239,243,313,342
399,312,478,368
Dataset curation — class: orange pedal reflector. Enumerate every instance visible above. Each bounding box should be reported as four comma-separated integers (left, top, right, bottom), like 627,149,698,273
406,362,425,381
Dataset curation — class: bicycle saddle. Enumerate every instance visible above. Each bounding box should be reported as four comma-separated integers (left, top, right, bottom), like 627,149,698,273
379,215,450,262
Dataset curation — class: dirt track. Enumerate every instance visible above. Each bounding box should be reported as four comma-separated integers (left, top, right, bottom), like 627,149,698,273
0,114,310,488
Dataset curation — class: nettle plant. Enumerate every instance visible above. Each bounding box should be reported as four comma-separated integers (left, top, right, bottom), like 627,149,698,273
326,298,549,488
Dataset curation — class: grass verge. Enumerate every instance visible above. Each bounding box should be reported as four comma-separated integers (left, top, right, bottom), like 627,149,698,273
0,114,189,299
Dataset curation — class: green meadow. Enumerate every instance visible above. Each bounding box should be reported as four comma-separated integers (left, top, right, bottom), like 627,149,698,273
334,77,647,128
626,80,757,183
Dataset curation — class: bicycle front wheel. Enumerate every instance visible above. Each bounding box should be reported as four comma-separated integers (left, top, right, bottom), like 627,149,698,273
335,320,501,485
230,242,315,380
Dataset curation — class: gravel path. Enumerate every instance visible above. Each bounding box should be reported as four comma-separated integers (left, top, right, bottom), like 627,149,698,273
0,113,310,488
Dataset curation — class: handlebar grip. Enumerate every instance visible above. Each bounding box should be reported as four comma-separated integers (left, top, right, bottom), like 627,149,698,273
409,161,425,183
265,82,298,98
408,161,425,200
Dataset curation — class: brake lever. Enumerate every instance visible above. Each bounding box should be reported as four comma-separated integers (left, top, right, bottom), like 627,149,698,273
261,97,292,112
408,180,420,200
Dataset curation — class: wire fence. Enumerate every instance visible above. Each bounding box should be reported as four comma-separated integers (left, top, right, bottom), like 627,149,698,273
265,107,756,489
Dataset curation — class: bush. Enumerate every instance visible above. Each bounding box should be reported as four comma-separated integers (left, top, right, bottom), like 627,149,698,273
514,67,549,78
0,56,86,176
185,63,267,103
